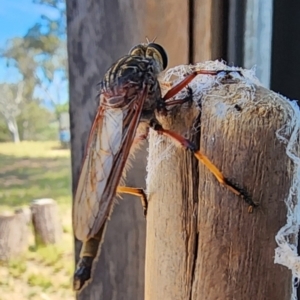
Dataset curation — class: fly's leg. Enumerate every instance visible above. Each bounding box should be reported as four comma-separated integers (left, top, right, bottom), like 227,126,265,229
157,70,239,114
117,186,147,216
162,70,240,101
150,120,257,211
155,70,255,210
164,86,193,107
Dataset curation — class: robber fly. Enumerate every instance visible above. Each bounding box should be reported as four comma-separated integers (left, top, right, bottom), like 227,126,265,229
73,42,257,291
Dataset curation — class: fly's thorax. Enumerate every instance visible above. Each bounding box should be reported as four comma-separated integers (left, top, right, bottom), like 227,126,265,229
101,55,153,91
98,42,168,110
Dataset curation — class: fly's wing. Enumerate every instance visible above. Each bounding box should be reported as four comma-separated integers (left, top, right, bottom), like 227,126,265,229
73,87,148,242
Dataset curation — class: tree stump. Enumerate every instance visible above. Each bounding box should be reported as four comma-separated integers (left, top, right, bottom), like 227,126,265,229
31,198,62,246
145,66,299,299
0,211,28,261
14,207,32,225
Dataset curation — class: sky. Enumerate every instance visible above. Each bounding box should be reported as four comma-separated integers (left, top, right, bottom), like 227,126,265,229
0,0,67,106
0,1,59,46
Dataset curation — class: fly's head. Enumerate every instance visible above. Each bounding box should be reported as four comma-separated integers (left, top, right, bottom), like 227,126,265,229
129,43,147,57
129,43,168,74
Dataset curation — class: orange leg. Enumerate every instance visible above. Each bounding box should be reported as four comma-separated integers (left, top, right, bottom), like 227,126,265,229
153,69,254,209
150,121,257,210
163,69,242,101
117,186,147,216
163,70,228,100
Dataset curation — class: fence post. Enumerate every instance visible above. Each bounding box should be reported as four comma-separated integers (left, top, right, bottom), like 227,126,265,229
145,71,295,299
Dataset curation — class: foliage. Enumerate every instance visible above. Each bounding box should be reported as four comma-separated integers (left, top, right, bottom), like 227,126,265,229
0,81,68,142
0,0,68,142
33,0,66,37
17,101,58,141
0,118,11,142
3,32,66,102
55,102,69,118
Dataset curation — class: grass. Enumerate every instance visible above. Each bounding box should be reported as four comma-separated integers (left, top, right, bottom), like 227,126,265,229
0,141,70,158
0,141,71,210
30,244,65,266
0,141,75,300
8,258,27,278
27,273,53,290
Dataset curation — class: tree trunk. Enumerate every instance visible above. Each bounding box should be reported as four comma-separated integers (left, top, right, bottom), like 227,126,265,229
7,117,20,143
145,77,294,299
0,211,28,261
31,198,62,246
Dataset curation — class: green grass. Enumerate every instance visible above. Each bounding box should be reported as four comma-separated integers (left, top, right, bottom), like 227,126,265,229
0,141,71,210
0,141,70,158
0,141,75,300
8,258,27,279
31,244,64,266
27,273,53,290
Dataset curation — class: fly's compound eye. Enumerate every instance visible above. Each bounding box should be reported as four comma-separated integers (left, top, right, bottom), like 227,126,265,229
147,43,168,70
129,44,147,57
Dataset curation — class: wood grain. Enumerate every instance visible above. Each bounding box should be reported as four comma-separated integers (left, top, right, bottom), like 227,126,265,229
193,1,226,62
146,82,293,299
143,0,189,67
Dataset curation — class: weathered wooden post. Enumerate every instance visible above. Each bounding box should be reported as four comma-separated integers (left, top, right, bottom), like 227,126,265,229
145,65,299,299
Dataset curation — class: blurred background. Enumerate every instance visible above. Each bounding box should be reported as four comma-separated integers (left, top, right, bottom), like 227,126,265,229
0,1,299,300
